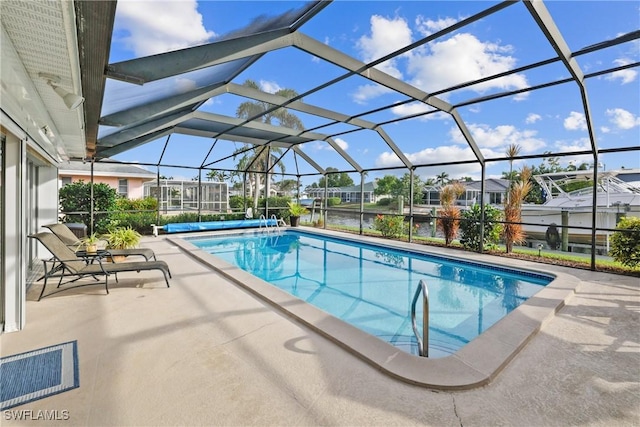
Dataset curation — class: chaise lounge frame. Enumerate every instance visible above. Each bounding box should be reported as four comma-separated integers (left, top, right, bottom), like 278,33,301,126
43,223,157,261
29,232,171,301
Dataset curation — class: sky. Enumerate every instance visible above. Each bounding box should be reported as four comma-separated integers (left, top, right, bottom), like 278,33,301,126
106,0,640,188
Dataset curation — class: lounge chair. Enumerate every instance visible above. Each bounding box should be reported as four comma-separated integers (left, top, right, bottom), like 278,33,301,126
28,232,171,300
43,223,156,261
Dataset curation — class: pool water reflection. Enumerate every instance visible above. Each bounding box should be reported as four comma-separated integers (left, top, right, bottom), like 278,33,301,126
190,230,551,357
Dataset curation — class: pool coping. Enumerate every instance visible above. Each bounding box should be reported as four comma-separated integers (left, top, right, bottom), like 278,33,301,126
168,227,580,390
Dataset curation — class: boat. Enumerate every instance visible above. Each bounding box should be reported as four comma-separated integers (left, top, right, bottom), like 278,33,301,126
520,169,640,253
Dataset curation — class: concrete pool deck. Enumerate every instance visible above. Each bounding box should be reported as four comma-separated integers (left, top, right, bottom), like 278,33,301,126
172,228,579,390
2,231,638,426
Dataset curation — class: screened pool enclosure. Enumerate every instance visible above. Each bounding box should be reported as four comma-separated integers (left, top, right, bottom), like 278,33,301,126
68,0,639,271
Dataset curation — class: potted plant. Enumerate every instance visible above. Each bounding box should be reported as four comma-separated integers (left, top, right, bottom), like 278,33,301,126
288,202,309,227
79,232,101,254
104,227,141,261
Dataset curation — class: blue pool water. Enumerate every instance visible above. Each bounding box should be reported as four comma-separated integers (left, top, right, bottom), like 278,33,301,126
190,230,552,358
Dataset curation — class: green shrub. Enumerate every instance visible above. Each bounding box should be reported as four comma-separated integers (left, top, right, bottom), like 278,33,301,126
229,195,253,211
610,216,640,267
59,181,117,233
327,197,341,207
459,204,503,251
376,197,392,206
109,197,158,234
372,214,407,238
258,196,292,220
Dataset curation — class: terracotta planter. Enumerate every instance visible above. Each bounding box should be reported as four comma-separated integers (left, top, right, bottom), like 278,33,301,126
109,255,127,263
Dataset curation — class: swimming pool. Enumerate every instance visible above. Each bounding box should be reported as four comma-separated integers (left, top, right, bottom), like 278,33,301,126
173,228,577,389
188,229,552,358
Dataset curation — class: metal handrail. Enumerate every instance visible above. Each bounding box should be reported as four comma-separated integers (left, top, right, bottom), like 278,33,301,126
411,279,429,357
270,214,281,232
259,214,269,233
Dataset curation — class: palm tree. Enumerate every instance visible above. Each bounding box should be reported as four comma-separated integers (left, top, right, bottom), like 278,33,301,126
234,80,304,211
436,172,449,186
206,170,229,182
236,80,304,129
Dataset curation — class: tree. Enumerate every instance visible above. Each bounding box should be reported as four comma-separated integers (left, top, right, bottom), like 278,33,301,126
501,170,519,182
436,172,449,186
206,170,229,182
234,145,286,211
373,173,423,206
374,175,404,199
59,181,118,233
278,179,299,195
234,80,304,211
317,167,354,188
505,143,521,183
400,173,424,205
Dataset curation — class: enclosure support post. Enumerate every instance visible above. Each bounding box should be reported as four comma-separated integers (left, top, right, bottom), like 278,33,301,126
409,168,414,243
324,177,328,229
590,167,599,270
359,173,365,235
198,169,202,222
90,159,94,235
265,147,270,219
431,207,437,238
479,165,486,253
561,210,569,252
243,172,247,215
156,167,160,224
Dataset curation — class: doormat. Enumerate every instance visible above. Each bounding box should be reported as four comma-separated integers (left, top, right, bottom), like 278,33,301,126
0,341,79,410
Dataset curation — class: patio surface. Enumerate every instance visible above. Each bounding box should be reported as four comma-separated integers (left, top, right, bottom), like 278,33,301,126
1,233,639,426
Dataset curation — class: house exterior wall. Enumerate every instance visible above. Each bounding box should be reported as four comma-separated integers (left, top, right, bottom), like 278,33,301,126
1,121,60,333
59,173,150,199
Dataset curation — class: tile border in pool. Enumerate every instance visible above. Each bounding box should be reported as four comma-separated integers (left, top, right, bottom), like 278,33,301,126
168,227,581,390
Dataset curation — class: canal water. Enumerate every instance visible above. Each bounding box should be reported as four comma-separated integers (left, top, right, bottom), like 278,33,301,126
303,208,442,238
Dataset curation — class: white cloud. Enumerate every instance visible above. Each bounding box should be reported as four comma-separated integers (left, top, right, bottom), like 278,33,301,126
352,15,413,103
555,137,592,153
375,144,503,179
310,139,349,152
450,123,546,153
564,111,587,131
552,138,593,167
115,0,215,56
259,80,282,94
175,77,197,93
606,108,640,129
356,15,412,78
415,16,459,37
352,83,394,105
334,138,349,151
525,113,541,124
407,33,528,95
389,102,441,118
376,145,474,169
604,58,638,84
352,15,529,106
600,126,611,134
